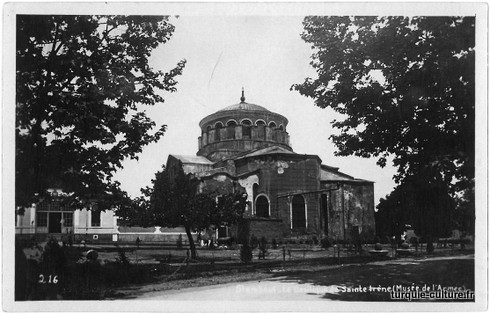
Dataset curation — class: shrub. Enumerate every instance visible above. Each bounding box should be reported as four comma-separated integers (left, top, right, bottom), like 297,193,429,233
320,237,331,249
116,246,130,265
240,243,253,264
426,240,434,253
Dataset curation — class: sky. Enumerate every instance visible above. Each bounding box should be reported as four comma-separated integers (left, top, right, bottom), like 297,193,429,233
111,15,398,206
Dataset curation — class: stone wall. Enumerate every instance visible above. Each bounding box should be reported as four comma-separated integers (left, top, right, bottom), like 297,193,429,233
249,218,291,240
321,182,375,242
236,156,322,235
198,135,291,162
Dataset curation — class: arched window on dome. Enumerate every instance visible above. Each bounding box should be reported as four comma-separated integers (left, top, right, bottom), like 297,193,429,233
255,120,266,139
278,125,284,131
226,120,237,139
255,195,270,218
215,122,223,141
241,119,252,139
226,120,237,127
269,121,277,129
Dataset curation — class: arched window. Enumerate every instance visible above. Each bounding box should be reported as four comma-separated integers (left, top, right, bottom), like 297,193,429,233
241,119,252,138
226,120,237,139
278,125,284,131
269,121,277,128
291,195,306,229
215,122,223,141
255,195,269,218
255,120,265,139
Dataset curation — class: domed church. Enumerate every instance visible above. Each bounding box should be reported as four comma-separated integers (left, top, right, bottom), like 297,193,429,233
167,90,375,242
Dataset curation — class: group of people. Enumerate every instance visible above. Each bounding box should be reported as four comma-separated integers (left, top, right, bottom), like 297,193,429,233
197,232,216,248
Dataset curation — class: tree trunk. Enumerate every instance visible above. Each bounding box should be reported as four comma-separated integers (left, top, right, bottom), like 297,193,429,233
185,225,197,260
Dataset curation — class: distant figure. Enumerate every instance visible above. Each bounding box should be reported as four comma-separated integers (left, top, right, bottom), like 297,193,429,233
202,232,210,247
258,237,268,260
68,233,73,247
426,235,434,253
197,232,202,247
136,237,141,249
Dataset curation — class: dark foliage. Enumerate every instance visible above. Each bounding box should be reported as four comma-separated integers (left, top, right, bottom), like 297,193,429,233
16,15,186,209
250,235,259,250
271,238,277,249
118,162,247,259
376,174,454,238
320,237,331,249
294,16,475,235
240,243,253,264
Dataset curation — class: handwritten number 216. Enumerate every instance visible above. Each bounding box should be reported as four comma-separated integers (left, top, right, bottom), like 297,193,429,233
38,274,58,284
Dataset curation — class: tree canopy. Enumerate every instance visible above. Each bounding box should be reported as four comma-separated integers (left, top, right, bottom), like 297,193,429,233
118,163,247,259
293,16,475,235
16,15,186,209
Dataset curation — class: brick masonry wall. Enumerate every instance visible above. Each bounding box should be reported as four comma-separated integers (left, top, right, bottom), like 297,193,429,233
248,218,291,240
321,182,375,242
236,156,322,235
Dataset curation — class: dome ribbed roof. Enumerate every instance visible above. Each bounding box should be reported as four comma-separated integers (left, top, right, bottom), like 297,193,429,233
218,101,270,112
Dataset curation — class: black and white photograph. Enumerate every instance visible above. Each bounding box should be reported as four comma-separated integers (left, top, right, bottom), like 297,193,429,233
3,1,487,312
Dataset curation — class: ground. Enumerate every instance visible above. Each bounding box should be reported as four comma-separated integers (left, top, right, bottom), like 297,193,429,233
18,240,475,302
105,249,474,302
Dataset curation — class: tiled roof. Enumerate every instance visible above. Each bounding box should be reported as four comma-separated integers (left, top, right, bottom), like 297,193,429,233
170,155,213,165
218,102,270,112
320,166,373,183
234,146,297,159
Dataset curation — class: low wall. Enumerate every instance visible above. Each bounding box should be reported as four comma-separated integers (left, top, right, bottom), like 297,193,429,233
16,231,197,245
117,233,197,244
248,218,291,240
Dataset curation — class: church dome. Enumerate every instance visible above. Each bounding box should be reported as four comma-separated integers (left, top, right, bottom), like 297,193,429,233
197,89,291,162
218,102,270,112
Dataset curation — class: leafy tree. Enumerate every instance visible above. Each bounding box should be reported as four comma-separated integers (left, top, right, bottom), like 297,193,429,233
16,15,186,209
294,16,474,233
375,174,454,239
131,163,247,259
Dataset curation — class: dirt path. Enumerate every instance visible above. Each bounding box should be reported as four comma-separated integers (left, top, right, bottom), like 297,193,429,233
112,254,474,301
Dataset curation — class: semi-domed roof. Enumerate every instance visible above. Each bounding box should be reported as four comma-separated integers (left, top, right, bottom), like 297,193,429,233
218,101,270,112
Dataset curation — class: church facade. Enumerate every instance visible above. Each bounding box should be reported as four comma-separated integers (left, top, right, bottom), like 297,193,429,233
167,91,376,242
